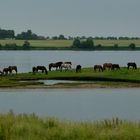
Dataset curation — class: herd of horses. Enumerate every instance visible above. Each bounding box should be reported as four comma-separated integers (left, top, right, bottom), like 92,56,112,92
0,62,138,75
94,62,137,72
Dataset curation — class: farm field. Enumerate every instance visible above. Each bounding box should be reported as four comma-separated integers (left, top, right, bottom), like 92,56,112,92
0,39,140,48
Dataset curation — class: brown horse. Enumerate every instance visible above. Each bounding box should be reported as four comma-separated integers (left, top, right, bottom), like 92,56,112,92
3,67,11,75
127,62,137,69
76,65,82,73
94,65,103,72
49,62,63,71
32,66,48,74
103,63,112,70
3,66,17,75
111,64,120,70
8,66,18,74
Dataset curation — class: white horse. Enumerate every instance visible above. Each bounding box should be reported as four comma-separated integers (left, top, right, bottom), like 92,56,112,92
60,63,72,71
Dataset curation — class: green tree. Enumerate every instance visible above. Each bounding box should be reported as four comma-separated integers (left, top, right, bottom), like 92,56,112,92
129,43,136,50
22,40,30,50
72,38,81,48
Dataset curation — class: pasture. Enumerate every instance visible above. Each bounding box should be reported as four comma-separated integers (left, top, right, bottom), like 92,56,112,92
1,67,140,88
0,39,140,48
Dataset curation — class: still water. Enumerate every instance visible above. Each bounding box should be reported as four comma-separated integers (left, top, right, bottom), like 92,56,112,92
0,88,140,121
0,50,140,72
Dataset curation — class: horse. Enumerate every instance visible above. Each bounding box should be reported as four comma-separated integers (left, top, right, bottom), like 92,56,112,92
103,63,112,70
64,61,72,65
32,66,37,73
0,70,3,75
8,66,17,74
3,67,11,75
76,65,82,73
60,63,71,71
127,62,137,69
49,62,63,71
94,65,103,72
111,64,120,70
33,66,48,74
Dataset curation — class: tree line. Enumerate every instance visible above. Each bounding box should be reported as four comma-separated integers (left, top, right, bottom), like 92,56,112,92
0,28,140,40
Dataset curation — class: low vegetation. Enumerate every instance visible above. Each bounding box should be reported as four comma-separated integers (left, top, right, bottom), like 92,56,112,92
1,67,140,88
0,39,140,50
0,112,139,140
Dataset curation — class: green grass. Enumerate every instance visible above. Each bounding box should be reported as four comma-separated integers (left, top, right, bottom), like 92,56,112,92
1,67,140,88
0,112,139,140
0,39,140,48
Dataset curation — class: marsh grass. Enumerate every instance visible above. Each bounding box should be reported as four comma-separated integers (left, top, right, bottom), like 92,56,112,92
0,112,139,140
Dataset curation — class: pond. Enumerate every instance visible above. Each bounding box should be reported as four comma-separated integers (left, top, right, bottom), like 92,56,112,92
0,88,140,121
0,50,140,72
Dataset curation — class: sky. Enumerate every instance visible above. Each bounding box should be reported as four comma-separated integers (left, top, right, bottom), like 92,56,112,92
0,0,140,37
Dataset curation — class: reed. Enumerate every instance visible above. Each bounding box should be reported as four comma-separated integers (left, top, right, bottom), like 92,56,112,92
0,112,139,140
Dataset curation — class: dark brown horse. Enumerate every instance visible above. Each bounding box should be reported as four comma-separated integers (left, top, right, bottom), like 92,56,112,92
103,63,112,70
3,67,11,75
127,62,137,69
94,65,103,72
76,65,82,73
49,62,63,71
111,64,120,70
3,66,17,75
8,66,18,74
32,66,48,74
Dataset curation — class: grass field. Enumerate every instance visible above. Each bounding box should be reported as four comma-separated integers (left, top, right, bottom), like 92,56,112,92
0,112,139,140
1,67,140,88
0,39,140,48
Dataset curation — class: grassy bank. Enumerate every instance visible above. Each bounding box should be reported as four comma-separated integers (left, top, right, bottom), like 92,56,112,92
0,39,140,50
0,112,139,140
1,67,140,88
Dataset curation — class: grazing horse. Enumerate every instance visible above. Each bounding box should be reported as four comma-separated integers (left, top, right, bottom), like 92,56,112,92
8,66,18,74
60,63,71,71
103,63,112,70
49,62,63,71
3,67,11,75
76,65,82,73
127,62,137,69
32,66,37,73
94,65,103,72
111,64,120,70
64,61,72,65
0,70,3,75
32,66,48,74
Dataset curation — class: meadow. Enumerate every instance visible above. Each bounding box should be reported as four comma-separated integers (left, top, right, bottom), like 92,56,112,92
1,67,140,88
0,112,139,140
0,39,140,48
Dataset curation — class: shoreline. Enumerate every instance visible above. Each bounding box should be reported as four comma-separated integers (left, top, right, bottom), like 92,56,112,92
1,81,140,90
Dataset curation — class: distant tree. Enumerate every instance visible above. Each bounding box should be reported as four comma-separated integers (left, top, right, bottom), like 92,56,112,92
58,34,66,40
22,40,30,49
16,30,38,40
52,36,58,40
114,44,118,49
0,28,15,39
129,43,136,50
72,38,81,48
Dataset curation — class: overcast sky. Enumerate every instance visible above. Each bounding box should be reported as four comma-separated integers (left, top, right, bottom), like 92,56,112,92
0,0,140,37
